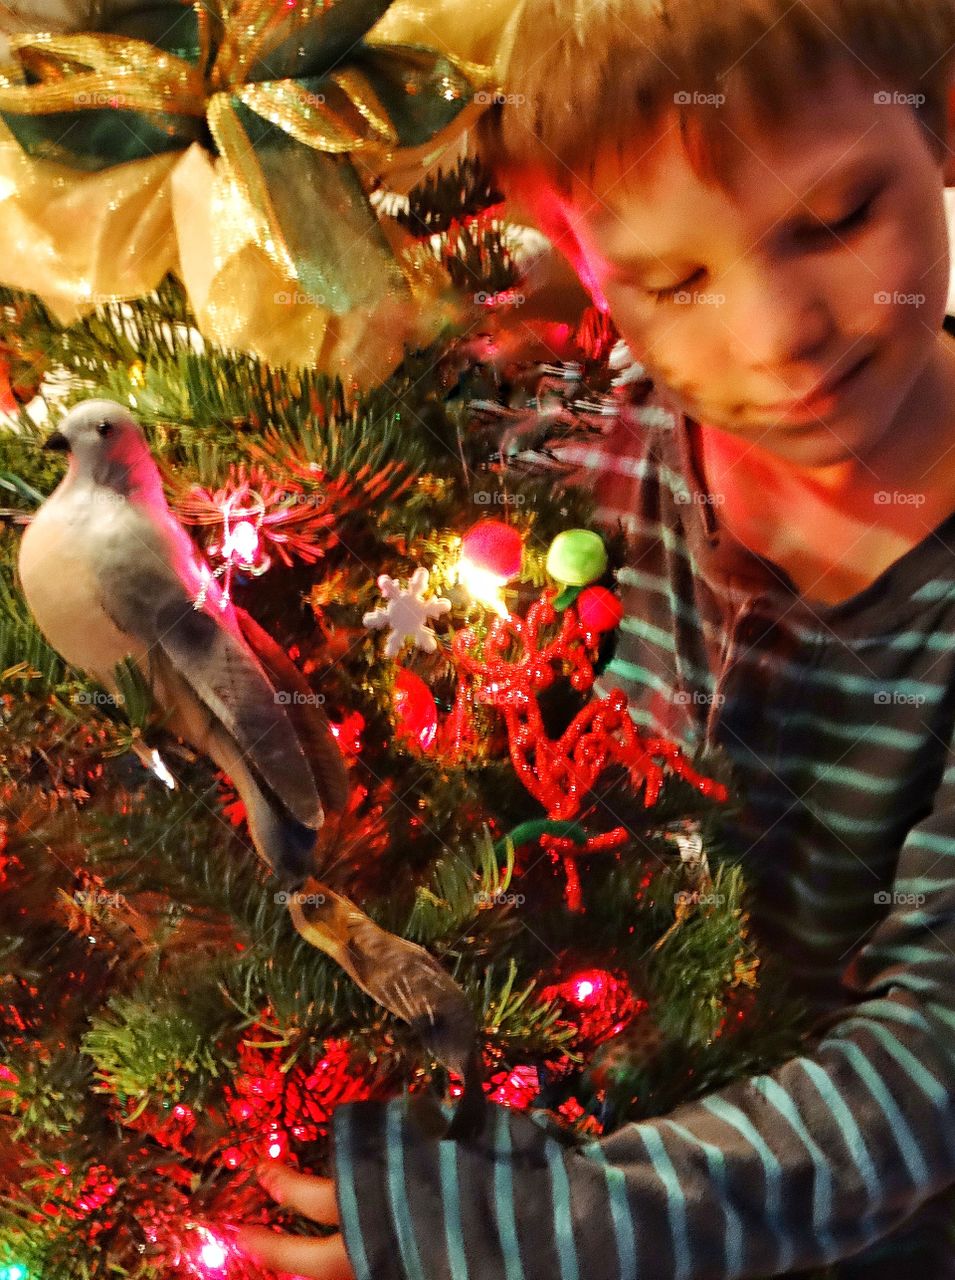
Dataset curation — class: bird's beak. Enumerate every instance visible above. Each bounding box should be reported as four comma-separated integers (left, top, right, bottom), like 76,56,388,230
43,431,70,452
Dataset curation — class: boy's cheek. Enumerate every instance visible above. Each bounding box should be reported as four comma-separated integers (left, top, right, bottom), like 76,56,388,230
869,178,950,310
594,278,672,359
598,294,719,401
870,217,948,331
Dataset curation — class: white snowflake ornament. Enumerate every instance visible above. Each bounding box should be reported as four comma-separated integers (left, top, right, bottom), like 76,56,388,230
362,567,452,659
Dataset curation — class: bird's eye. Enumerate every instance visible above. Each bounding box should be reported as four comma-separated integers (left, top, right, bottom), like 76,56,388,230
97,421,113,438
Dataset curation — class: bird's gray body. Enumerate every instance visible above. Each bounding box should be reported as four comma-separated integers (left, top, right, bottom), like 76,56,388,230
18,400,485,1140
18,400,344,884
19,478,159,688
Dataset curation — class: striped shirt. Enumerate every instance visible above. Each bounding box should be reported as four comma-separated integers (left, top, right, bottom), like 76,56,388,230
332,382,955,1278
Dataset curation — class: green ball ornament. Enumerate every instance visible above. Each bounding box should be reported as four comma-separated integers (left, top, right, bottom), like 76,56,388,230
546,529,608,586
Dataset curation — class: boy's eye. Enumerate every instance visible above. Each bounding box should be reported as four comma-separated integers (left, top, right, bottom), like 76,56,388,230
799,190,880,244
638,187,882,304
644,267,707,303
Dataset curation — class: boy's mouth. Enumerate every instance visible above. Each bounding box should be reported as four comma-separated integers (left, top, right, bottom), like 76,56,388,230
750,352,874,426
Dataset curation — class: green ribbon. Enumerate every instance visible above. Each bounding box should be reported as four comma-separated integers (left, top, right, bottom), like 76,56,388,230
493,819,590,866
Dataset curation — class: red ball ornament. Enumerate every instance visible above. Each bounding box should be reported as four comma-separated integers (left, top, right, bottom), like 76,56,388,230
393,667,438,751
461,520,523,580
577,586,623,633
541,967,643,1045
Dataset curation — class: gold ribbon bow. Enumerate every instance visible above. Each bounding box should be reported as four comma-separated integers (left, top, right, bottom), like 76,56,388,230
0,0,501,382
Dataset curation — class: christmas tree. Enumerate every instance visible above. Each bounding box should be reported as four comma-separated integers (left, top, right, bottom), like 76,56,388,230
0,3,825,1277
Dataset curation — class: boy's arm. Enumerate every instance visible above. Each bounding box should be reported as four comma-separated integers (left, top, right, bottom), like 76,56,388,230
330,741,955,1280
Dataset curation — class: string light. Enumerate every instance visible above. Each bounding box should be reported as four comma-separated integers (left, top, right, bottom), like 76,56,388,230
195,490,270,611
185,1226,230,1276
222,519,260,567
455,520,523,617
197,1231,228,1273
148,747,176,790
455,557,511,617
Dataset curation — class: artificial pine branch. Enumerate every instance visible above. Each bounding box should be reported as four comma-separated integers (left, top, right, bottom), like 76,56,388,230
394,155,505,237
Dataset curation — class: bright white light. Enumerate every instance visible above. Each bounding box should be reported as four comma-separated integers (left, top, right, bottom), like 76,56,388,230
223,519,259,565
456,557,509,618
197,1228,228,1272
149,749,176,790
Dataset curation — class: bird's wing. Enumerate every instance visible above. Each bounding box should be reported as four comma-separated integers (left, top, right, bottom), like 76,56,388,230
233,605,350,817
98,535,324,831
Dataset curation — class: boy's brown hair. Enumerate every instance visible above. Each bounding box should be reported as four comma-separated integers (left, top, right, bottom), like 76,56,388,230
478,0,955,192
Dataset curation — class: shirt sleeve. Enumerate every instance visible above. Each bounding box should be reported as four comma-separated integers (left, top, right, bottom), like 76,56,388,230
331,741,955,1280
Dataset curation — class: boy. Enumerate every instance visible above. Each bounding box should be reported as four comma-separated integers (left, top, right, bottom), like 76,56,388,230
238,0,955,1276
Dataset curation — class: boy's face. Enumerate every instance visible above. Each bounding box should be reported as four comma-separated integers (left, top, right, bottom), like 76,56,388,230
564,61,952,469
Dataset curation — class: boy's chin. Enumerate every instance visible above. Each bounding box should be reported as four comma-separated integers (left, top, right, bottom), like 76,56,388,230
736,421,882,470
702,410,885,470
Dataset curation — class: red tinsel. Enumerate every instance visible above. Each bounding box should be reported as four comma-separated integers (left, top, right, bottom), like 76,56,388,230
451,588,728,908
222,1029,375,1168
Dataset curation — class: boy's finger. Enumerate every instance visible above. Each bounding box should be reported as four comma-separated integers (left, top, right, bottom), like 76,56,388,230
236,1225,354,1279
256,1163,341,1225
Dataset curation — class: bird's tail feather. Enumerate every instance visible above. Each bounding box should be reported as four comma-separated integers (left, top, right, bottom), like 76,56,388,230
234,606,350,820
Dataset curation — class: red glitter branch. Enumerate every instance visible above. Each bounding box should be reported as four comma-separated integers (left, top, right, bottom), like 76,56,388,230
452,589,728,908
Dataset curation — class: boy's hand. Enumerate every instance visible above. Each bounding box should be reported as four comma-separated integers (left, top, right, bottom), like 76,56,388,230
237,1163,356,1279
